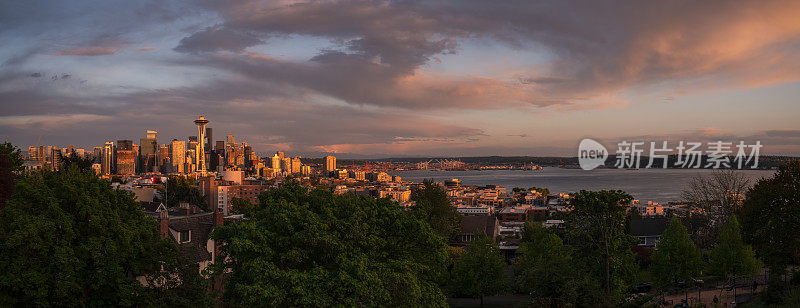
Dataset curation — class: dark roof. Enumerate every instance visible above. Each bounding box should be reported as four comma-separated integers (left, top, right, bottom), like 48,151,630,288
630,217,670,237
168,212,215,261
140,201,164,213
460,216,498,237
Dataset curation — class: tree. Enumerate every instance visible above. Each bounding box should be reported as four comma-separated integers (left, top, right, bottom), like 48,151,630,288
682,170,751,222
515,222,579,306
0,166,212,306
651,217,704,299
60,155,95,173
566,190,638,305
709,216,761,278
158,176,208,211
740,161,800,274
0,142,23,209
450,232,507,306
210,179,449,306
411,179,461,240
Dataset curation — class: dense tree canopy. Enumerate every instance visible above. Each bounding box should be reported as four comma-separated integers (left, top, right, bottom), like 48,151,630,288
516,222,582,306
566,190,638,305
159,176,208,211
650,217,704,289
450,232,507,304
410,179,461,240
0,142,23,209
709,216,761,278
0,166,211,306
740,161,800,272
210,179,450,306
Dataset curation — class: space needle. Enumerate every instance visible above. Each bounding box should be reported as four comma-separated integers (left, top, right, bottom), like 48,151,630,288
194,115,209,175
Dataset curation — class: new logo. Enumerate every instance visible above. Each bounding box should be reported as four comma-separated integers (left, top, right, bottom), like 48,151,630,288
578,139,608,170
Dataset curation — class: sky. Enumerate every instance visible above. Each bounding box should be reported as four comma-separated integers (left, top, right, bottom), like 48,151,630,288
1,0,800,158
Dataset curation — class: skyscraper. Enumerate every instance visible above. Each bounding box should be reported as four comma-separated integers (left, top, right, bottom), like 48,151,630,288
116,140,136,175
140,130,158,173
271,154,281,171
170,139,186,174
291,157,302,174
194,115,209,174
325,155,336,172
102,141,114,175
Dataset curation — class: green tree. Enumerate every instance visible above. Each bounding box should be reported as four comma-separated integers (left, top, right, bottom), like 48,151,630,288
159,176,208,211
0,142,23,209
210,179,449,306
450,232,507,306
740,161,800,274
411,179,461,240
515,222,578,306
0,166,212,306
709,216,761,278
566,190,638,305
651,217,704,298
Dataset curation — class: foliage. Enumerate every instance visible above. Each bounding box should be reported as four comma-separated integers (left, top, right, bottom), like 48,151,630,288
60,155,95,173
210,179,449,307
0,166,212,306
650,217,704,289
159,176,208,211
450,232,507,301
0,142,23,209
682,170,751,222
708,216,761,278
740,161,800,273
410,179,461,240
566,190,639,305
515,222,580,306
529,186,550,197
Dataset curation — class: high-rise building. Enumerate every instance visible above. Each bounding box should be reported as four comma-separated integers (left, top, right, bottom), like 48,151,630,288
170,139,186,174
277,151,285,160
270,154,281,171
205,127,213,151
116,140,136,175
93,147,102,163
102,141,114,175
226,134,234,145
324,155,337,172
281,157,291,173
291,157,302,174
51,147,63,171
159,145,170,171
140,130,158,173
28,146,36,160
75,148,85,158
68,145,75,157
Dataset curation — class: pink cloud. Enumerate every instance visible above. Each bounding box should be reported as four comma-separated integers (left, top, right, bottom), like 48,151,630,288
56,46,119,56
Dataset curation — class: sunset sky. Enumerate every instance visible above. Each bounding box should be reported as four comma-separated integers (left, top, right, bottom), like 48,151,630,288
2,0,800,157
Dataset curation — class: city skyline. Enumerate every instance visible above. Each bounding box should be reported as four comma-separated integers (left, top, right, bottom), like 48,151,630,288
2,1,800,157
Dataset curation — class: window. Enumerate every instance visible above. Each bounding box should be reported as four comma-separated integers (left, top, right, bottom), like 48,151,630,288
179,230,190,243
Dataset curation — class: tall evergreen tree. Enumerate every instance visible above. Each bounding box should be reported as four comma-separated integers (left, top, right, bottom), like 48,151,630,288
450,232,507,306
515,222,579,306
410,179,461,240
651,217,704,298
709,216,761,278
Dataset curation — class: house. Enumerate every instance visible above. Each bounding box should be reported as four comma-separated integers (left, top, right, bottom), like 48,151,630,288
630,217,670,247
453,215,500,246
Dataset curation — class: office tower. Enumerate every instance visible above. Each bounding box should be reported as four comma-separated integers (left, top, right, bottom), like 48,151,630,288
276,151,285,160
28,146,36,160
159,145,170,171
140,130,158,173
271,154,281,171
93,147,102,163
116,140,136,175
51,147,63,171
205,127,213,150
170,139,186,174
38,146,45,162
68,145,75,157
281,157,291,172
325,155,336,172
75,148,85,158
194,115,209,174
291,157,302,174
215,140,225,151
45,146,53,161
102,141,114,175
226,134,234,145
